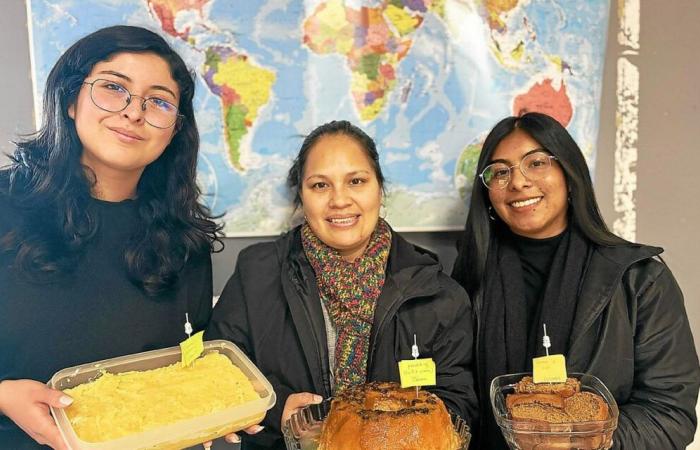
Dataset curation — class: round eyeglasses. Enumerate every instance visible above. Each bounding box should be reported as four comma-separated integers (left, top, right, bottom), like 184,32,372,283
82,79,182,129
479,149,558,190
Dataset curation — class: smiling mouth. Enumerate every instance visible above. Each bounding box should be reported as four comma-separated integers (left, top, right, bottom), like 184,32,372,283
109,127,143,141
326,216,359,226
509,197,543,208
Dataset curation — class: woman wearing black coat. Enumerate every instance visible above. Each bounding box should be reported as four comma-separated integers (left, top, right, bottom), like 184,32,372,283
208,120,478,449
452,112,700,449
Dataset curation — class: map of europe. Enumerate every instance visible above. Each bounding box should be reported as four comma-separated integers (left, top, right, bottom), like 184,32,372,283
28,0,610,235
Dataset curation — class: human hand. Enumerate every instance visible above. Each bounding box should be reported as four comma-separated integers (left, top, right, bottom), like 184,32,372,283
0,379,72,450
202,424,265,448
281,392,323,430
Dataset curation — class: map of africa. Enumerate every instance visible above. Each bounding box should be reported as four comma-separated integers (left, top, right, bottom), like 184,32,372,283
28,0,610,236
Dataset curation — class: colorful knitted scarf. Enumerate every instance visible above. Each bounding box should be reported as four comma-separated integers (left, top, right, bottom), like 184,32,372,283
301,219,392,393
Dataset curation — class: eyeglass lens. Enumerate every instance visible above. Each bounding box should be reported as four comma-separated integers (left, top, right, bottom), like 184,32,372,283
88,79,178,129
481,151,553,189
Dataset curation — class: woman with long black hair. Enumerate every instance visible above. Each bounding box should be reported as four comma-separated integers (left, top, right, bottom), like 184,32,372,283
452,112,699,449
0,26,223,449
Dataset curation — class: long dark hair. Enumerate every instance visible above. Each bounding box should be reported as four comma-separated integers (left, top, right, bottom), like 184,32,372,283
452,112,627,296
287,120,386,209
0,25,222,296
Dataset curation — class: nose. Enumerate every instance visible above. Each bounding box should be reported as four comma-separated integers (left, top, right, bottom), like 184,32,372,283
122,96,146,123
508,164,532,190
329,186,352,208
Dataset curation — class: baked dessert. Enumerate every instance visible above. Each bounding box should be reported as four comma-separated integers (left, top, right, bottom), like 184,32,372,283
506,377,608,424
317,381,463,450
63,352,259,442
505,376,611,449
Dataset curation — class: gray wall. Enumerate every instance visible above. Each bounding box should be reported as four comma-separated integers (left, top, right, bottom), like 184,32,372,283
2,1,699,447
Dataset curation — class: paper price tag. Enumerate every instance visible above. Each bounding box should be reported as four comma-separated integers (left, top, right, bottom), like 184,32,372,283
532,354,567,383
180,330,204,367
399,358,436,388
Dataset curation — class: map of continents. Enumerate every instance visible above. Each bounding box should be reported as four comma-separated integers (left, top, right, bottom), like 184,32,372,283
28,0,610,235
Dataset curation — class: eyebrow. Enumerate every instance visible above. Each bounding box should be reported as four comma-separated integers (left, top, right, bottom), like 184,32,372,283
488,147,546,165
96,70,178,100
304,170,371,182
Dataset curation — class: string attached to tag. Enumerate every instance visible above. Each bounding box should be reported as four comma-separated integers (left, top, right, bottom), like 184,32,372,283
184,313,193,338
543,323,551,356
532,323,567,383
412,334,420,397
180,313,204,366
398,334,436,391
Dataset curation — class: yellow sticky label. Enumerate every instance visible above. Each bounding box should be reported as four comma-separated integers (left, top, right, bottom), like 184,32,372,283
532,354,568,383
180,331,204,367
398,358,436,388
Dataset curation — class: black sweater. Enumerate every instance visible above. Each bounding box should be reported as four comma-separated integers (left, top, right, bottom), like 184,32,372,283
0,193,213,449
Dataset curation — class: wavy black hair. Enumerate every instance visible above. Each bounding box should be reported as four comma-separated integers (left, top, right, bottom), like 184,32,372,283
287,120,386,209
0,25,222,296
452,112,627,296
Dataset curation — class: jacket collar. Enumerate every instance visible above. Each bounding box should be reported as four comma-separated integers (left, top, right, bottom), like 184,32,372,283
277,225,445,393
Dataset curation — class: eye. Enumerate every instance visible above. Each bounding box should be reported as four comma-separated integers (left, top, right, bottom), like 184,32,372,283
349,177,366,185
492,167,510,178
101,81,127,93
147,97,177,113
311,181,328,190
527,155,550,169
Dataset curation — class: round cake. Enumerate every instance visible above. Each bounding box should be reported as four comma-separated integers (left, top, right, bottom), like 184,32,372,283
317,381,462,450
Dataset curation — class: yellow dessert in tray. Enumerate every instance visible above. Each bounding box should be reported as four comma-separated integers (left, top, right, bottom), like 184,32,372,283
63,352,259,442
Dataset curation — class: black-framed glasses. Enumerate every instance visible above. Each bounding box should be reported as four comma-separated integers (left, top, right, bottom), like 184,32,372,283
479,149,558,190
82,79,182,129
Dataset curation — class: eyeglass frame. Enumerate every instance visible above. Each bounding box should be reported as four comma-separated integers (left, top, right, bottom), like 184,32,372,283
81,79,184,129
478,148,558,190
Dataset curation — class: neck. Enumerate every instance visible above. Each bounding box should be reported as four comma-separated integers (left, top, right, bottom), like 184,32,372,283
83,165,143,202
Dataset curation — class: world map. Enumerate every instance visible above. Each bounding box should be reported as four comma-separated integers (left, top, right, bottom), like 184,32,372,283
28,0,610,236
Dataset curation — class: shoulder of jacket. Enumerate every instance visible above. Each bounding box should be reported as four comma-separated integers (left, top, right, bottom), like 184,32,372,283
594,243,663,269
237,239,281,265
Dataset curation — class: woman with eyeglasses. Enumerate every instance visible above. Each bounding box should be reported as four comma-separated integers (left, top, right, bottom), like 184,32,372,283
0,26,229,449
452,112,699,449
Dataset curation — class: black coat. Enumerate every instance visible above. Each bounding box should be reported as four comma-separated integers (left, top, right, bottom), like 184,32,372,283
207,226,478,449
473,243,700,449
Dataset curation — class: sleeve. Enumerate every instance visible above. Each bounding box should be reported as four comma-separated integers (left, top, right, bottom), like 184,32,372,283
429,279,480,429
205,255,296,441
186,249,213,333
613,263,700,449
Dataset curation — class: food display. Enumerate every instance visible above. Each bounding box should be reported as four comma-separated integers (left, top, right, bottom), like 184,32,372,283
64,352,259,442
49,340,276,450
506,376,609,424
490,373,619,450
316,381,464,450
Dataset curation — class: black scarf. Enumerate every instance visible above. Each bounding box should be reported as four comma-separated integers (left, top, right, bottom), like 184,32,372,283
479,225,592,449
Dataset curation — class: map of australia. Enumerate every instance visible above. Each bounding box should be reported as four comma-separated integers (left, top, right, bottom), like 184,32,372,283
28,0,610,236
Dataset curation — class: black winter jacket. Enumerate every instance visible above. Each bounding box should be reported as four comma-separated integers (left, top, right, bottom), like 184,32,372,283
207,226,478,449
473,244,700,449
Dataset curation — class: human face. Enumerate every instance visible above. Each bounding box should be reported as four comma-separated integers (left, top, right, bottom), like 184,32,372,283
301,134,382,261
487,129,568,239
68,52,180,183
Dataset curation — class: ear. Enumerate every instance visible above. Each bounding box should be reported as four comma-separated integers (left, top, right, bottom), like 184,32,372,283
68,103,75,120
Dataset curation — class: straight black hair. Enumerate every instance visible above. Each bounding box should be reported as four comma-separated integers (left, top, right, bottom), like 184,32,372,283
452,112,627,296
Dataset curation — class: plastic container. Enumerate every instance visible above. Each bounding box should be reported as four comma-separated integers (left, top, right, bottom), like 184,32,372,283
48,340,276,450
490,373,619,450
282,398,471,450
